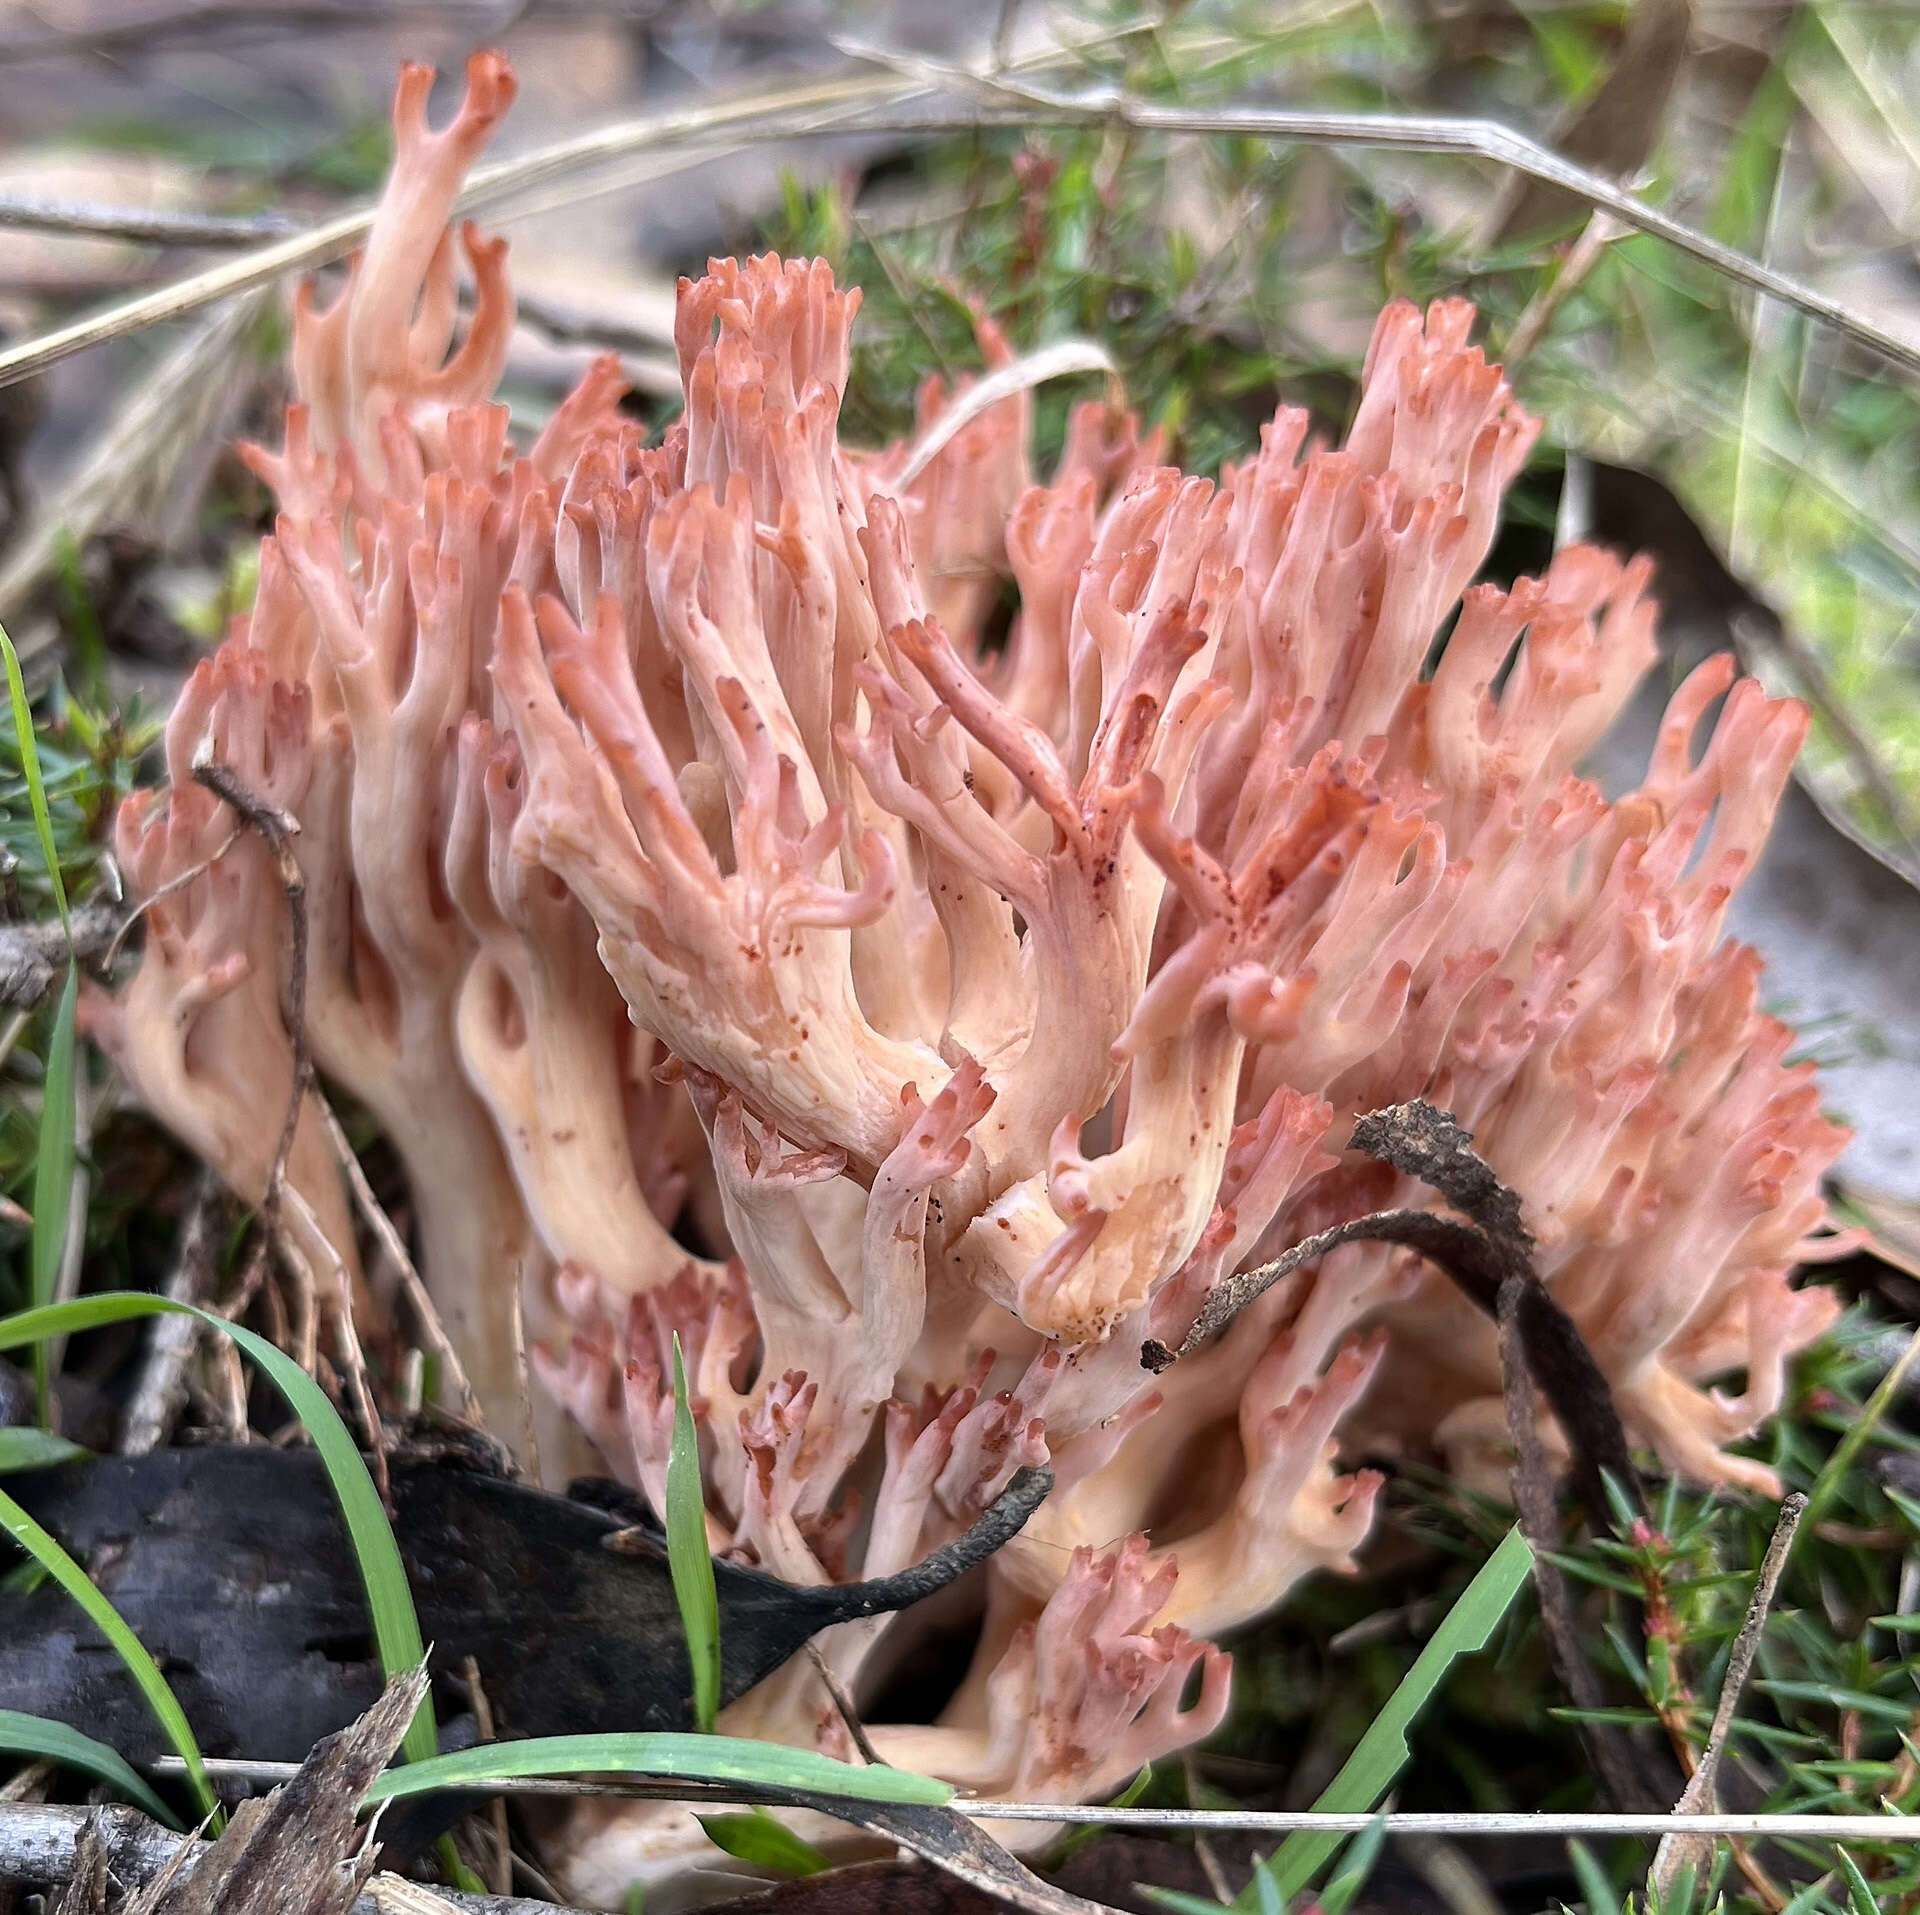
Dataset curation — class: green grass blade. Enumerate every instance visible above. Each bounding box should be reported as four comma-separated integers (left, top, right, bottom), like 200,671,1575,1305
1143,1891,1232,1915
1567,1839,1625,1915
1245,1525,1534,1907
27,964,79,1426
362,1733,952,1806
0,1708,182,1827
1834,1849,1876,1915
1318,1812,1389,1915
668,1333,720,1734
0,1294,435,1765
51,532,108,710
0,620,69,929
697,1807,833,1876
0,1428,86,1472
0,1483,217,1820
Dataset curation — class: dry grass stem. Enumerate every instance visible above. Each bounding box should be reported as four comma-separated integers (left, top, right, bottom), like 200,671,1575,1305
0,197,294,246
0,292,270,652
1651,1493,1808,1908
316,1097,478,1422
803,1641,886,1770
890,338,1116,490
460,1657,514,1898
101,830,240,973
121,1173,226,1457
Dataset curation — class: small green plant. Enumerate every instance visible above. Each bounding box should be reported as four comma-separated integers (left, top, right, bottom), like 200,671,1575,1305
696,1808,834,1876
0,1710,182,1827
1149,1527,1534,1914
667,1332,721,1734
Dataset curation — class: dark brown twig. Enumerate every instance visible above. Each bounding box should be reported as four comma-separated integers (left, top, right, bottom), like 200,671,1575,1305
461,1658,514,1899
1146,1100,1642,1528
804,1641,886,1770
1499,1278,1660,1812
188,754,388,1496
191,753,307,1313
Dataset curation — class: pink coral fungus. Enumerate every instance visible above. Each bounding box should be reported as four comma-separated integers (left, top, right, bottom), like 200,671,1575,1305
104,52,1851,1899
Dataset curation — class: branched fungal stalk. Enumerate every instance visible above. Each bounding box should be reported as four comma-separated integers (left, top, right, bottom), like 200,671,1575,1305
101,54,1854,1905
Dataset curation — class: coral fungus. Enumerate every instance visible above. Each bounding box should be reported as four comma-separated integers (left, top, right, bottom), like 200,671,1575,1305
103,50,1851,1901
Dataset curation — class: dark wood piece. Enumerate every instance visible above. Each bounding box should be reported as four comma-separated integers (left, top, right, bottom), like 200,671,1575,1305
0,1446,1050,1763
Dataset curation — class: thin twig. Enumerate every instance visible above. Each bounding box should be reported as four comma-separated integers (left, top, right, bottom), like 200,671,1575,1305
889,338,1116,490
121,1173,226,1456
1498,1277,1660,1813
870,81,1920,376
509,1268,538,1486
1651,1493,1807,1905
192,755,309,1340
1502,211,1622,365
0,70,935,398
316,1095,478,1422
100,827,242,972
1148,1100,1642,1529
129,1772,1920,1841
461,1657,514,1899
804,1642,886,1770
5,61,1920,405
269,1176,389,1498
0,197,296,247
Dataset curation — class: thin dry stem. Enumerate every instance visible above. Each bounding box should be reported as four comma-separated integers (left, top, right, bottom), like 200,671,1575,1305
1498,1277,1660,1813
121,1172,226,1457
4,58,1918,418
100,827,241,973
804,1641,886,1770
1651,1492,1807,1908
509,1268,538,1485
316,1094,479,1422
461,1656,514,1899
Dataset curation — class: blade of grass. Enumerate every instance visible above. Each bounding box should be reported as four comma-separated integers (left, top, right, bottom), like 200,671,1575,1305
0,1708,182,1827
0,1427,85,1471
1567,1839,1626,1915
1836,1848,1876,1915
362,1733,953,1806
0,1482,217,1821
1245,1525,1534,1907
697,1806,833,1876
668,1332,720,1734
27,965,78,1426
3,617,77,1429
0,1293,435,1765
0,620,69,929
1318,1812,1390,1915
